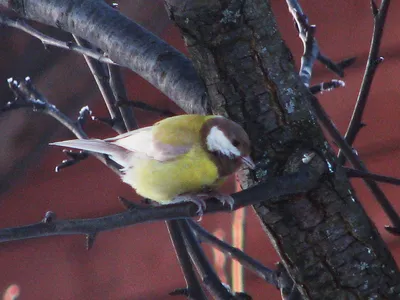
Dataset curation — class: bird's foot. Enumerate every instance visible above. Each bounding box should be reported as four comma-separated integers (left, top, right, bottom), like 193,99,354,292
170,192,235,221
171,194,207,220
211,193,235,210
172,192,235,221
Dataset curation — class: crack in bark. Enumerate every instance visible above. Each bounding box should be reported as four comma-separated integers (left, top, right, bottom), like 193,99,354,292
251,46,286,126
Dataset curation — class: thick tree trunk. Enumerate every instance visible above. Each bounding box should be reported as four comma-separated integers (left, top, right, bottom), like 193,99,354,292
165,0,400,298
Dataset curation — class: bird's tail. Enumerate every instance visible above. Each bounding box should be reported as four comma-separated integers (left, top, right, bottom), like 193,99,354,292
50,139,131,167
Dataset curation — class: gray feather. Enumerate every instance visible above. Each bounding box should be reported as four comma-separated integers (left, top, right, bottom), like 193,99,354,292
50,139,131,167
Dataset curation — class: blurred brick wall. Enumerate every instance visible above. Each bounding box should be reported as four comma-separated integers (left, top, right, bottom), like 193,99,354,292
0,1,399,299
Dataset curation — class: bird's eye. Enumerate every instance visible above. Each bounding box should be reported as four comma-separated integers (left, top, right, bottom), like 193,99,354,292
232,139,240,147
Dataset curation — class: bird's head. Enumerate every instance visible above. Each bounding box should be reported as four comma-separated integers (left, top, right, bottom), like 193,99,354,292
201,116,255,172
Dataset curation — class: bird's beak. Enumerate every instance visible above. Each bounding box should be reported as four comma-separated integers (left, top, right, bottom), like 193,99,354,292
241,156,255,169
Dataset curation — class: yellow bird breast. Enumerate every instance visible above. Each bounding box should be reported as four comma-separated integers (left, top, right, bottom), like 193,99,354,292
122,145,221,204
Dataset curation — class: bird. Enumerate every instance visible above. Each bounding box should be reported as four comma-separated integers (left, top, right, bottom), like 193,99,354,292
50,114,255,216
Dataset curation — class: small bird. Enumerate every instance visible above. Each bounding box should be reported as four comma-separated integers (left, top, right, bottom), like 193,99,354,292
50,114,255,216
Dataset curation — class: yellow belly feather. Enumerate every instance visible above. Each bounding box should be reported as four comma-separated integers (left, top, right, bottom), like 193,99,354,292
123,145,221,203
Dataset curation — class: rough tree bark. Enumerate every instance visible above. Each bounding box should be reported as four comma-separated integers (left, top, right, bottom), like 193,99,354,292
164,0,400,299
1,0,400,298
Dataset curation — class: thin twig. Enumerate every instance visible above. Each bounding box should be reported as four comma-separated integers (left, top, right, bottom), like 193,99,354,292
55,150,89,172
73,36,126,134
286,0,354,81
289,0,399,232
0,165,322,244
276,263,302,300
189,221,278,287
178,220,233,299
117,100,175,117
103,0,137,132
309,80,345,95
167,220,207,300
2,77,121,174
0,13,115,65
338,0,391,165
107,64,138,131
287,2,318,86
309,96,400,229
345,168,400,186
317,53,345,78
299,21,317,87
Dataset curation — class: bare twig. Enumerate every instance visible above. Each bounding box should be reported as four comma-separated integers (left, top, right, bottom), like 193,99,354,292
309,96,400,230
317,53,346,78
167,220,207,300
189,221,278,287
0,13,115,64
298,20,317,86
288,0,399,233
104,0,137,132
336,57,357,70
346,168,400,186
337,0,390,165
309,80,345,95
4,77,87,138
117,100,175,117
107,64,138,131
2,77,121,174
276,263,302,300
55,150,89,172
0,165,323,244
178,220,233,299
287,2,318,86
384,226,400,236
73,35,125,134
286,0,354,82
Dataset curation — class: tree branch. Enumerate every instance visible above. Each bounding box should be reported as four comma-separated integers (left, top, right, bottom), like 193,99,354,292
167,220,207,300
72,35,126,134
178,220,233,299
0,0,208,114
287,0,399,233
345,167,400,186
0,13,115,64
309,96,400,230
286,0,355,83
2,77,121,174
288,6,318,87
0,165,322,244
309,80,345,95
189,220,278,287
276,263,302,300
338,0,391,165
117,100,175,117
107,64,137,131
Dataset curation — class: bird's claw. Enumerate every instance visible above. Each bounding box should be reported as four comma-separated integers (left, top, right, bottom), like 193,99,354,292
171,192,235,221
171,194,206,221
198,193,234,210
213,194,235,210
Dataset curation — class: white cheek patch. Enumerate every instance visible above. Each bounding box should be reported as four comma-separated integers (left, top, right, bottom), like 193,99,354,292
206,126,241,157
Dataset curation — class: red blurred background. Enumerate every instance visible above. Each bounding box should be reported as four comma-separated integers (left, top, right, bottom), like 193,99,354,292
0,0,399,299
